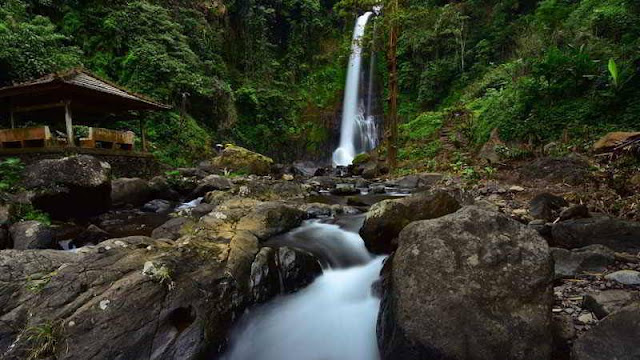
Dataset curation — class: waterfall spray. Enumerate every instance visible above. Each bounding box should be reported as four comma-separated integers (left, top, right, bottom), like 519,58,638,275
332,12,375,167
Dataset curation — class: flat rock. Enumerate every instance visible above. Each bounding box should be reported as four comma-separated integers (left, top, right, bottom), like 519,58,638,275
572,302,640,360
583,290,639,319
604,270,640,285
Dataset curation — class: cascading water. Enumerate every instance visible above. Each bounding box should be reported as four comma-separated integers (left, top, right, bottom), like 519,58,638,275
333,12,380,167
222,216,384,360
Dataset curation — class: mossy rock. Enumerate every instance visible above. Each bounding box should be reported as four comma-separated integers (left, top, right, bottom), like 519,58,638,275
211,144,274,176
352,153,372,166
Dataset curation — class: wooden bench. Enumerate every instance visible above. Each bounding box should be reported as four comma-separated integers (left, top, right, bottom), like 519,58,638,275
80,127,135,151
0,126,53,148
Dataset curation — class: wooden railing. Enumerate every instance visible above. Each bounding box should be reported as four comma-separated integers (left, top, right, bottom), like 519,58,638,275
80,127,135,151
0,126,53,148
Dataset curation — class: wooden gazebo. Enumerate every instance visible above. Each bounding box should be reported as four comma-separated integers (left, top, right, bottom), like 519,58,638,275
0,69,170,152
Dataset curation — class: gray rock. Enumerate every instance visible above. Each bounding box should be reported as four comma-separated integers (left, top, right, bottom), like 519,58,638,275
551,216,640,252
584,290,639,319
572,302,640,360
559,204,589,221
377,206,553,360
73,224,111,247
529,193,568,221
8,221,53,249
111,178,152,207
604,270,640,285
151,217,193,240
23,155,111,219
191,203,214,218
142,199,173,214
386,173,443,189
552,314,576,358
550,245,615,279
0,203,10,225
330,183,360,196
360,191,460,254
191,175,233,198
236,202,306,241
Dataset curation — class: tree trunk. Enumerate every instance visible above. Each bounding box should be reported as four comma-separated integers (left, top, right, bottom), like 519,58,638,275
386,0,399,170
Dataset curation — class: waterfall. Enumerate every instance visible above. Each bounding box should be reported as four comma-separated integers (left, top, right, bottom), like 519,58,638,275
332,12,378,167
222,217,384,360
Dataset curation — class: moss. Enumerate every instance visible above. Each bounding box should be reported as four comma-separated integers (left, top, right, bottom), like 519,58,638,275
352,153,371,165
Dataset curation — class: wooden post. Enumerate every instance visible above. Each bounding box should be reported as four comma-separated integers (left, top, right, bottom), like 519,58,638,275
10,110,15,129
139,117,147,152
65,101,75,146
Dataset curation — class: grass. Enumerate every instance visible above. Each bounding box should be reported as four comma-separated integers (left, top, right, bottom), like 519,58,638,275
23,321,62,360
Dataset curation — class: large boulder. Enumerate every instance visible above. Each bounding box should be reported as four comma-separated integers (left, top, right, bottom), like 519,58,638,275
8,221,53,250
593,131,640,153
23,155,112,219
0,196,314,360
572,302,640,360
210,144,274,176
551,216,640,252
111,178,152,207
236,202,306,241
377,206,553,360
360,191,460,254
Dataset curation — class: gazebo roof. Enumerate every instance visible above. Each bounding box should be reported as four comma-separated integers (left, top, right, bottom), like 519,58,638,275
0,69,171,113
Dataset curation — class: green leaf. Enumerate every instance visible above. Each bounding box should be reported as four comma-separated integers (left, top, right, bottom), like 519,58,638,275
608,58,619,88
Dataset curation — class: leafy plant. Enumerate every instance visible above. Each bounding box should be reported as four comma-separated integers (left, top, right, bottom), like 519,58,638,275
12,203,51,225
0,157,24,193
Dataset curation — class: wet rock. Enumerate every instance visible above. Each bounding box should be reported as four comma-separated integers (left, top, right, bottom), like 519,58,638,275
191,175,233,198
604,270,640,285
0,196,312,360
177,167,208,179
360,191,460,254
529,193,568,221
346,194,396,207
111,178,152,207
551,216,640,252
292,161,320,177
377,206,553,360
8,221,53,250
583,290,639,319
236,202,306,241
330,183,360,196
23,155,111,219
249,246,322,303
151,217,193,240
572,302,640,360
73,224,111,247
0,203,10,225
148,176,181,201
551,245,616,279
210,144,274,176
142,199,173,214
98,210,169,238
276,246,322,293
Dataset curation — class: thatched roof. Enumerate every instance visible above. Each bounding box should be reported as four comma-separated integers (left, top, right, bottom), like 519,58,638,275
0,69,171,112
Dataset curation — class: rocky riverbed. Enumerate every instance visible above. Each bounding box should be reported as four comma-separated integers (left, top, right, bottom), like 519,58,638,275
0,145,638,360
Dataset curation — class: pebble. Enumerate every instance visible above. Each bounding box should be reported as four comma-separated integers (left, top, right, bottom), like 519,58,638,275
509,186,525,192
577,313,595,324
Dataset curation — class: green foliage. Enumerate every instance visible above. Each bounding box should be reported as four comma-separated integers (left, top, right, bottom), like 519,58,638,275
23,320,61,360
0,157,24,193
12,203,51,225
146,112,212,167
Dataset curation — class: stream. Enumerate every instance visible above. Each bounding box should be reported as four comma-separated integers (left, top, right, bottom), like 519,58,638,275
222,216,384,360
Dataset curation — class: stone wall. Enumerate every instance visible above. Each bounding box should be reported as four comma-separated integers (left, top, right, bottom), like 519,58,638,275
0,149,166,179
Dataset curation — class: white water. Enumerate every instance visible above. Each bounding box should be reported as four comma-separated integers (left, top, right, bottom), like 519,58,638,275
333,12,377,167
223,219,384,360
